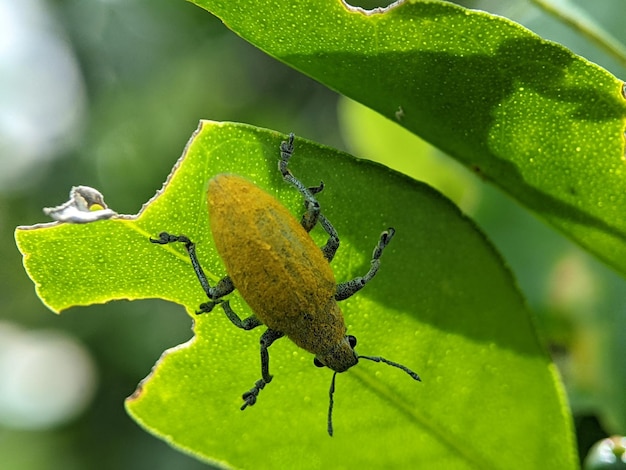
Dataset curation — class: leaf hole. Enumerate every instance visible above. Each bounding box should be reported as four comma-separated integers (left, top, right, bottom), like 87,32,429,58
342,0,401,14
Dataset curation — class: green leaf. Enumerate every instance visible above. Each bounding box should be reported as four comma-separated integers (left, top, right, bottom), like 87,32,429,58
15,122,575,468
189,0,626,277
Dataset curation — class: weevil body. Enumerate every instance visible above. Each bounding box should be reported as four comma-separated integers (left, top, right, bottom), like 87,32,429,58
151,134,420,435
208,174,356,372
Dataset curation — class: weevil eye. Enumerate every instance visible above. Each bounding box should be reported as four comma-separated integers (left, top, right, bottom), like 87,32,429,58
347,335,357,349
314,357,325,368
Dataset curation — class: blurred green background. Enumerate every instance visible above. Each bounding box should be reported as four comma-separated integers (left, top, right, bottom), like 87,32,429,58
2,0,625,468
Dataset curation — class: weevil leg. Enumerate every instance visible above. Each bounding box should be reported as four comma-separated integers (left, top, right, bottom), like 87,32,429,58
150,233,262,329
279,133,321,232
279,134,341,261
301,190,323,234
241,328,285,410
259,329,284,382
318,214,340,262
335,228,395,301
202,300,263,330
150,232,235,300
308,181,324,196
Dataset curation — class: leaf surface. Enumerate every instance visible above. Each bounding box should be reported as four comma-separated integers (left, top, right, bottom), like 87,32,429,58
15,122,575,468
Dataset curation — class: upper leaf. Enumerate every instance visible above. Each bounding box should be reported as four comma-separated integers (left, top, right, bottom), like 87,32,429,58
15,122,575,468
190,0,626,277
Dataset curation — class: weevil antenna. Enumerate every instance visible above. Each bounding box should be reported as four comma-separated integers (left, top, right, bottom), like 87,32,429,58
359,355,422,382
327,371,338,437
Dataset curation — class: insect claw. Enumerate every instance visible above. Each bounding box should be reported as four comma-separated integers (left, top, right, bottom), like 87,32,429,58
240,378,267,410
240,397,255,410
149,232,172,244
195,300,222,315
382,228,395,246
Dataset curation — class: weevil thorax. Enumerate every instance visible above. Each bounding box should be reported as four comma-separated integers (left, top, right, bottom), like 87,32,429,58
316,334,358,373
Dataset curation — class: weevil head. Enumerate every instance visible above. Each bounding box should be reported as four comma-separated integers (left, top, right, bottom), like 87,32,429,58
313,335,358,373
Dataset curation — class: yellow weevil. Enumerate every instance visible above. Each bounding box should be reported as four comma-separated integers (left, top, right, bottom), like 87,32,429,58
151,134,420,436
